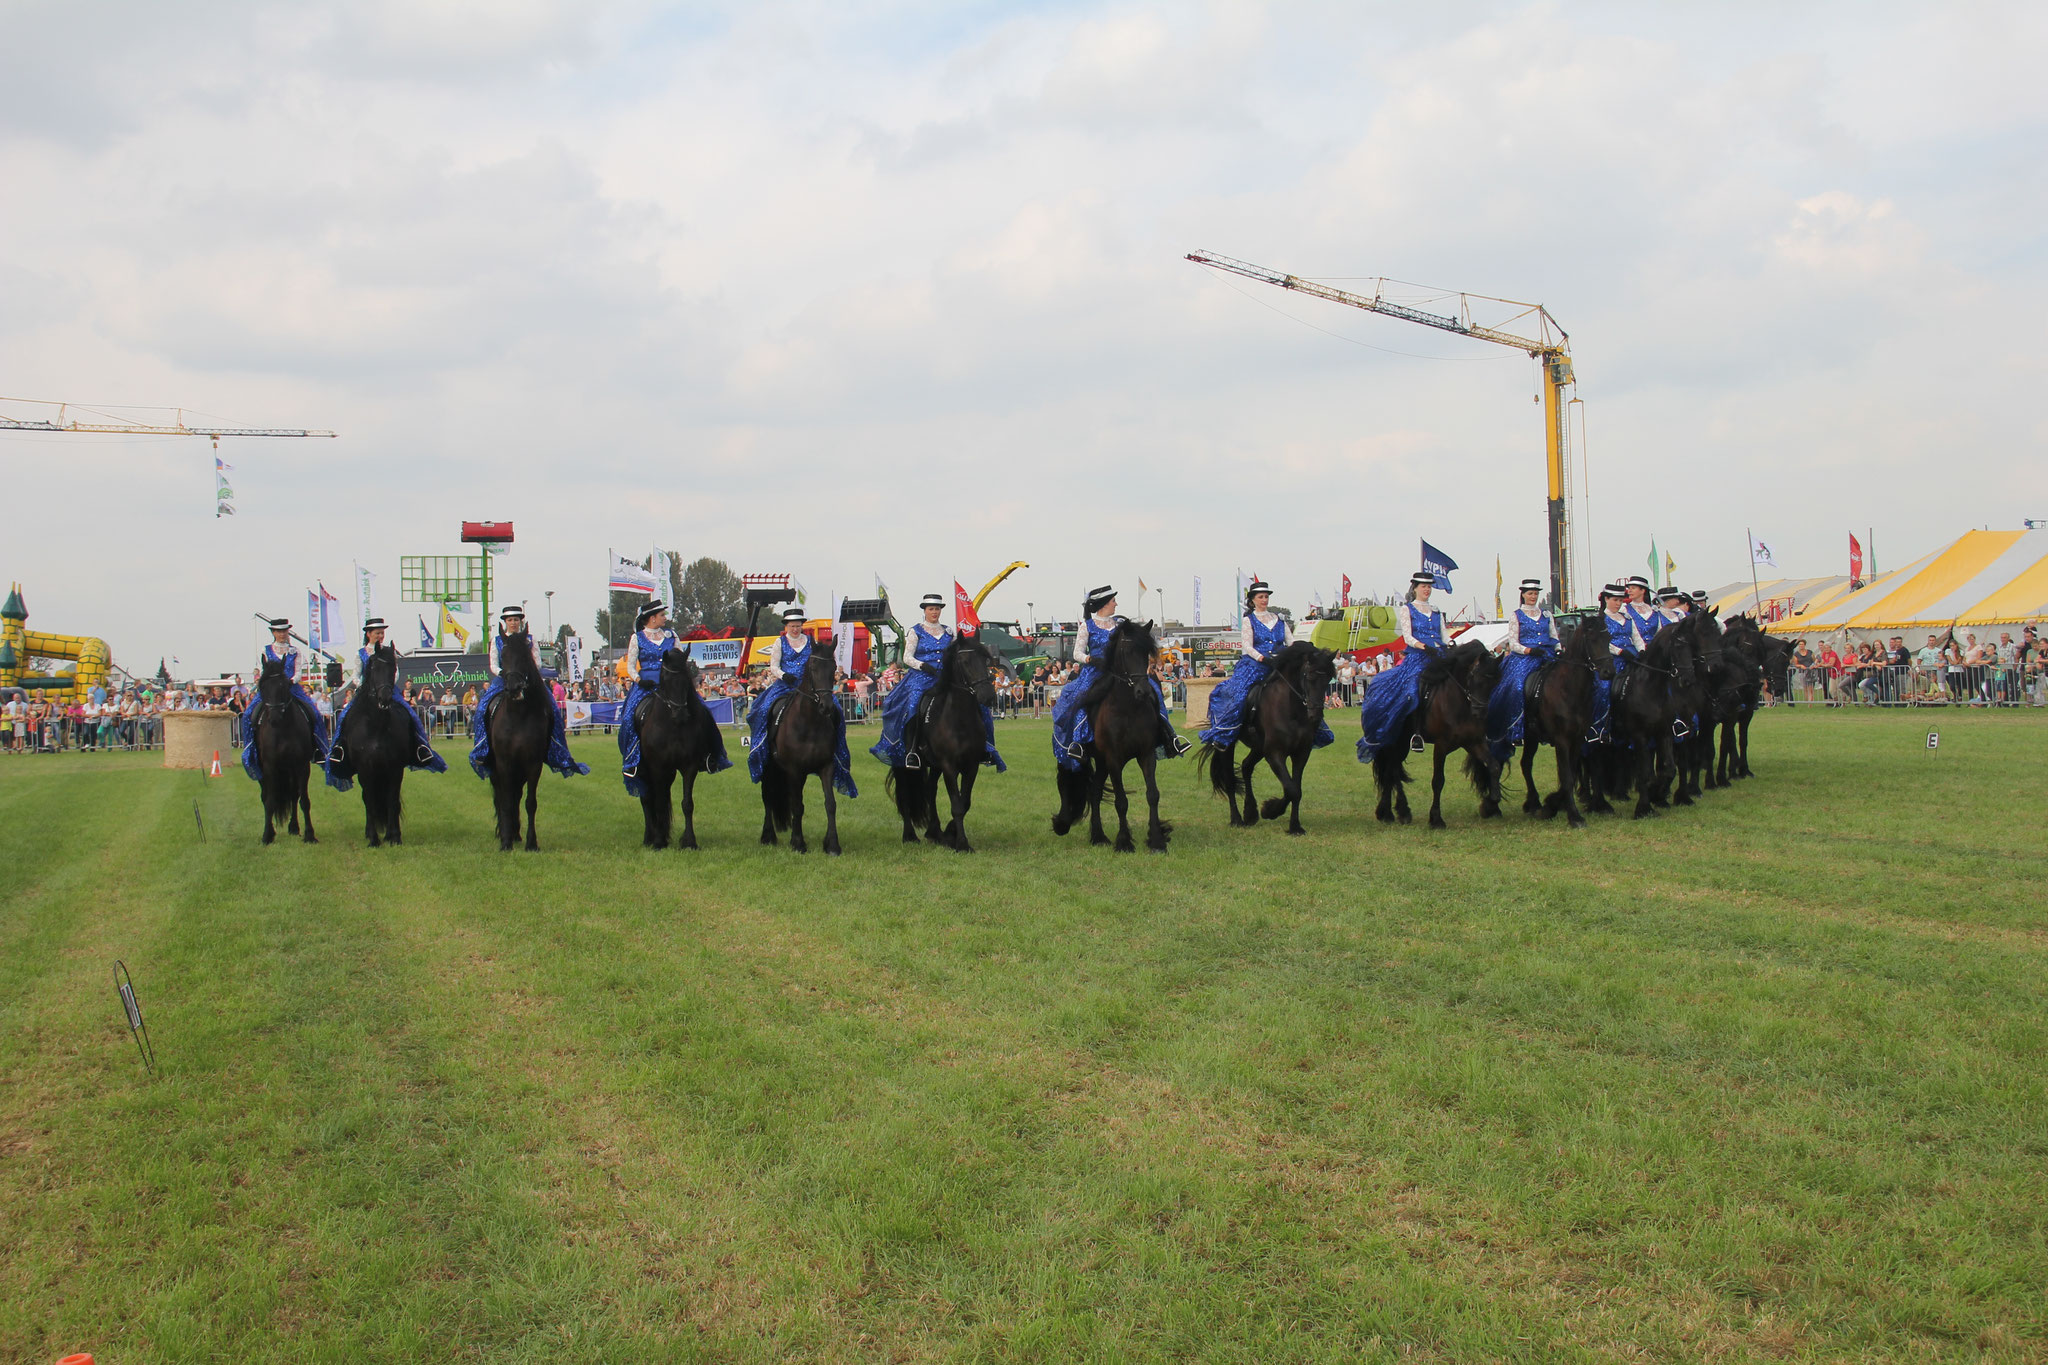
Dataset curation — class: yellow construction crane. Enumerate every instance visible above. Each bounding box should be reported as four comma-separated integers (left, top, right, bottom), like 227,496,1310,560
0,398,336,446
972,561,1029,610
1187,251,1579,609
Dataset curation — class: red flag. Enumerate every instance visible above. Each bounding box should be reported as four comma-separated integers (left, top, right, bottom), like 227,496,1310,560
1849,533,1864,583
1341,574,1352,608
953,581,980,635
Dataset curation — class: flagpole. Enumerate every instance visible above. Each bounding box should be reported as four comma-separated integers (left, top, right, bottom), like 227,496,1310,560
1747,528,1763,619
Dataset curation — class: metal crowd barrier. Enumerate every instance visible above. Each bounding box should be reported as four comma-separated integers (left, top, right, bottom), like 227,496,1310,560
1772,663,2045,707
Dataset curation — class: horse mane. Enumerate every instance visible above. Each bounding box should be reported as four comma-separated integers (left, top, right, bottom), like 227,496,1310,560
939,631,994,683
1267,639,1326,677
1641,619,1694,682
1419,639,1492,690
1562,613,1607,661
657,651,702,703
498,630,539,684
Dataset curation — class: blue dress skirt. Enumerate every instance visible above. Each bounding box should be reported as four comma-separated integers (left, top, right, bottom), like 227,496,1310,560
1051,663,1172,772
324,693,448,791
1356,651,1431,762
467,678,589,779
869,669,1006,771
747,676,859,797
618,681,735,798
1485,649,1551,763
240,685,330,782
1199,655,1335,751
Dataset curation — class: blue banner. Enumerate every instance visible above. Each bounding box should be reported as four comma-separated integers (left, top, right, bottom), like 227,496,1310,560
687,639,746,667
1421,540,1459,592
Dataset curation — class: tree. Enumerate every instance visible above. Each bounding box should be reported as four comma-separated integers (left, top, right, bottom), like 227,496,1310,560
594,591,644,648
672,556,748,631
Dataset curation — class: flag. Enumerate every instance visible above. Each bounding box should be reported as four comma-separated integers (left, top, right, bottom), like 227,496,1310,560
1138,577,1148,595
1313,589,1324,608
214,457,234,518
565,634,585,684
317,582,339,648
1494,557,1503,619
1849,533,1864,583
831,599,855,674
1234,568,1243,628
2025,518,2047,530
652,548,673,606
439,602,469,648
354,562,377,640
1647,540,1660,586
1420,540,1458,592
1192,575,1204,627
1341,574,1351,608
608,550,655,595
1664,551,1677,585
418,616,433,648
953,581,981,636
792,579,808,607
307,590,319,647
1751,535,1777,569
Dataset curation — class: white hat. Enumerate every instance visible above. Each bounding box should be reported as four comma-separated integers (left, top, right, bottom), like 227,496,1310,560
1624,574,1650,590
636,600,668,628
1085,584,1116,611
1599,582,1626,601
781,606,807,623
499,604,525,621
919,593,946,610
362,616,387,633
1410,571,1437,587
1517,578,1543,593
1245,579,1272,599
268,617,291,631
1656,585,1685,602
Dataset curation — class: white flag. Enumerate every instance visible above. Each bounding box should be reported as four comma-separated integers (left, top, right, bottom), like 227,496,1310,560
831,596,854,674
1751,536,1778,569
354,562,378,639
1192,575,1204,627
608,550,656,595
651,548,673,607
565,634,585,685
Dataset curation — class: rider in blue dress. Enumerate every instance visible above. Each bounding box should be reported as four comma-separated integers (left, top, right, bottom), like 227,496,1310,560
1658,585,1691,628
1486,577,1560,762
1588,582,1645,743
616,600,731,795
1198,580,1334,751
467,604,588,780
746,606,858,797
1358,572,1450,762
1624,575,1663,644
1051,585,1188,771
241,617,331,782
869,593,1005,772
324,615,448,791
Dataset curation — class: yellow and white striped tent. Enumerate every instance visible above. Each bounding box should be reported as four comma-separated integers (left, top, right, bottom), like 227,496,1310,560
1760,529,2048,636
1699,572,1909,625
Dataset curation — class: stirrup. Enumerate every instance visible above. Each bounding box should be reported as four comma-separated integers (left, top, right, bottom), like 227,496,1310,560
1672,719,1691,740
1168,735,1191,757
416,746,435,764
904,749,922,770
1409,733,1426,753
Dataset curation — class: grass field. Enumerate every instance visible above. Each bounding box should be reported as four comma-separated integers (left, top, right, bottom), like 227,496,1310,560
3,710,2044,1363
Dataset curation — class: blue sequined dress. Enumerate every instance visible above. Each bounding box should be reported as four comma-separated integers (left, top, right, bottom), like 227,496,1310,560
1486,609,1559,763
1587,611,1642,743
616,628,731,795
1198,613,1334,750
240,643,331,782
466,632,589,779
747,635,858,797
1356,603,1446,762
326,645,449,791
868,623,1006,771
1051,614,1172,772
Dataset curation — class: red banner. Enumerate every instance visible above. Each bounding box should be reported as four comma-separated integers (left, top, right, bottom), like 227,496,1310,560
953,581,980,635
1341,574,1352,608
1849,533,1864,583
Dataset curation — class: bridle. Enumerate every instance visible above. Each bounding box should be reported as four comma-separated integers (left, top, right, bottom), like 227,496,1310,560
795,659,837,715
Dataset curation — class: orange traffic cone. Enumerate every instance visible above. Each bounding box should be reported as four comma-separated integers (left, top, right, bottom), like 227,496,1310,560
208,749,223,778
58,1353,96,1364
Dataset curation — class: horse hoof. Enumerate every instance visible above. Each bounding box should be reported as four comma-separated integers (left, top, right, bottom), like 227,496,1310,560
679,836,698,851
1397,813,1412,826
1286,826,1305,837
1375,811,1393,824
1428,817,1447,831
1566,815,1587,830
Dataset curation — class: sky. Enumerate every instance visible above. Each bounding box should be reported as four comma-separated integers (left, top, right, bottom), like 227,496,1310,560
2,0,2043,675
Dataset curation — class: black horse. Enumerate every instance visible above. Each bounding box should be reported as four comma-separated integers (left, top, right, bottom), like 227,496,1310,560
1372,641,1502,829
1665,610,1727,806
886,633,1001,851
634,655,729,850
336,643,414,846
1052,619,1173,853
1607,623,1696,819
759,644,847,855
252,656,318,845
1517,614,1616,828
485,631,554,851
1197,641,1337,835
1715,615,1791,782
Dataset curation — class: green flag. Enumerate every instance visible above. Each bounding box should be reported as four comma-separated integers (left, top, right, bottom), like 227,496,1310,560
1648,540,1659,585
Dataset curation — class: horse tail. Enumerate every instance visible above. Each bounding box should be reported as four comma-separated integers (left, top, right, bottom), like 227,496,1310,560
1464,749,1494,797
888,766,928,826
1194,742,1237,798
761,758,791,831
1051,758,1091,836
1371,735,1409,797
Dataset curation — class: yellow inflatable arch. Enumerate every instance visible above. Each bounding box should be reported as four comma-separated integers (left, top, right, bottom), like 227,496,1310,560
0,583,113,703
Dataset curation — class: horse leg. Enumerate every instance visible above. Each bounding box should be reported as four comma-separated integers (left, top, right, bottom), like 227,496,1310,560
642,770,668,849
1478,744,1503,819
298,769,317,844
1553,742,1586,828
1283,750,1307,835
1141,751,1169,853
364,778,381,847
1239,750,1260,827
287,779,300,834
524,768,540,851
1631,740,1657,819
1737,714,1754,777
941,768,970,852
1522,737,1544,815
821,771,842,857
759,789,778,847
1428,743,1449,830
922,768,944,845
1109,762,1135,853
262,782,277,845
787,771,808,854
1086,760,1111,846
677,769,699,850
387,771,403,845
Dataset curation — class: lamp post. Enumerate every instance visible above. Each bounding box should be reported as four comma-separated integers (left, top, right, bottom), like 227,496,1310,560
545,590,554,638
1027,602,1034,635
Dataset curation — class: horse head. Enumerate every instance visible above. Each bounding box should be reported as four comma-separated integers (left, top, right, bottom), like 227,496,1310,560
1423,641,1498,722
657,652,701,706
363,644,399,708
1271,641,1335,724
945,633,999,708
798,638,838,709
1103,619,1159,678
1567,614,1617,681
257,656,294,716
498,631,540,700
